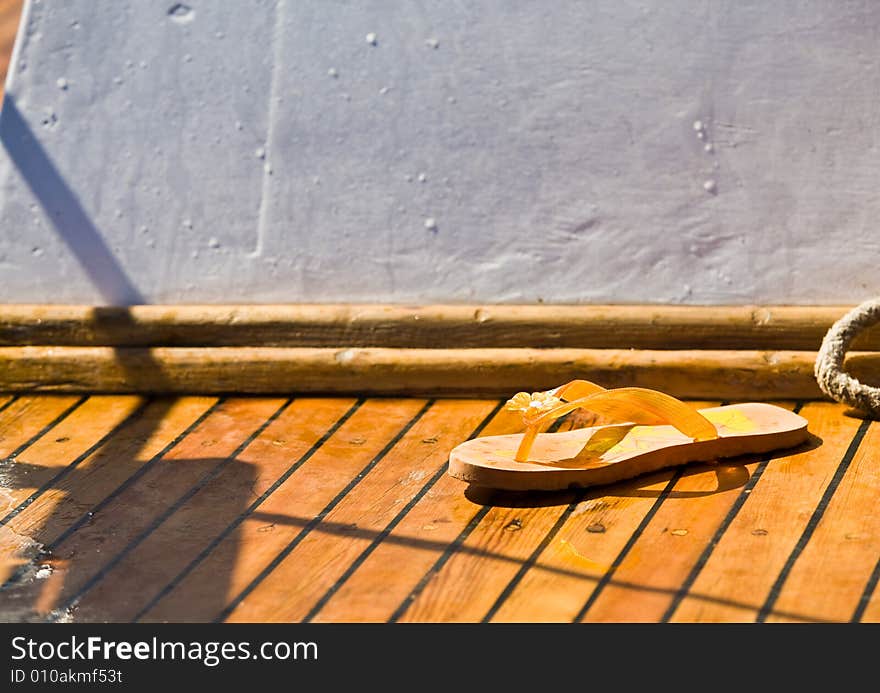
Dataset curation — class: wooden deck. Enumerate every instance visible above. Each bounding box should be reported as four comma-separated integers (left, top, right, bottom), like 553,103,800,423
0,392,876,623
0,5,876,624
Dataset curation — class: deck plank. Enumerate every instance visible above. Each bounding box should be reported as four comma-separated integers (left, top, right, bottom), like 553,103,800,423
395,492,578,622
4,398,219,544
7,398,285,618
0,393,873,623
138,398,435,622
0,398,218,589
400,402,722,622
0,395,147,581
221,400,502,623
578,402,797,622
400,404,714,623
765,420,878,623
310,405,536,622
0,395,84,458
668,402,865,622
75,398,359,621
859,567,880,622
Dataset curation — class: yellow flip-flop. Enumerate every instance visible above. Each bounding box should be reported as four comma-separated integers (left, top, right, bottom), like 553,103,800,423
448,380,810,491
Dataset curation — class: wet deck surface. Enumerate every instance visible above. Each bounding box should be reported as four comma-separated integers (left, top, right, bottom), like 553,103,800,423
0,393,876,623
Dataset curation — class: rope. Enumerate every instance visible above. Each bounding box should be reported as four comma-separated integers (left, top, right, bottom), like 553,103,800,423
814,297,880,416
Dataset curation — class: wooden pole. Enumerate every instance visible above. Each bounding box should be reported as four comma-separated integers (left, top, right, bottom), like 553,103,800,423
0,345,868,399
0,303,874,350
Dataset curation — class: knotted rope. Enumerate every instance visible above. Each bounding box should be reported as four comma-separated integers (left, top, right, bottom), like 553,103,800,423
814,297,880,416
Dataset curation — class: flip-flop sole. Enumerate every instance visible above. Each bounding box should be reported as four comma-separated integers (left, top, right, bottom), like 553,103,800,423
448,403,810,491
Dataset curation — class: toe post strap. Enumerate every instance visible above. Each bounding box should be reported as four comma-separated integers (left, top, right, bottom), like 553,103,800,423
505,381,719,462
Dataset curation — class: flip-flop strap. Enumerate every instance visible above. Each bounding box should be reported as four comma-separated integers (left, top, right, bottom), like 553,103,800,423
508,383,719,462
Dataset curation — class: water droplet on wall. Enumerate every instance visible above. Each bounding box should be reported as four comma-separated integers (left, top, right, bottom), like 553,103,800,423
417,172,427,183
56,77,68,90
327,67,339,78
424,217,438,231
425,37,440,49
703,179,717,194
40,110,58,129
692,119,703,131
208,237,220,248
168,3,195,23
255,147,266,159
365,32,378,46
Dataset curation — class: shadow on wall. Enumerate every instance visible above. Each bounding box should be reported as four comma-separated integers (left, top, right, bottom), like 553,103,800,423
0,98,144,304
0,36,194,620
0,0,134,303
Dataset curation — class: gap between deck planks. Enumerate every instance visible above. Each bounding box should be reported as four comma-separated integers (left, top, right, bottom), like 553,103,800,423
0,394,876,623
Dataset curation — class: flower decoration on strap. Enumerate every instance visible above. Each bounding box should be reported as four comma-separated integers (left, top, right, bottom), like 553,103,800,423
505,389,563,422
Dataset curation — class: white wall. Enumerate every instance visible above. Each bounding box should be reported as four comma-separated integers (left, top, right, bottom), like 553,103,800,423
0,0,878,306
